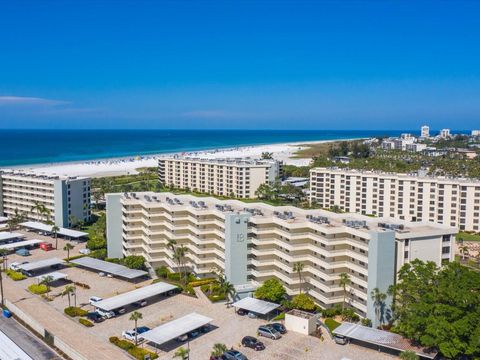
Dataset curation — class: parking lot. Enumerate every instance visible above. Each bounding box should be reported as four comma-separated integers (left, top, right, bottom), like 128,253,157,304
3,229,396,360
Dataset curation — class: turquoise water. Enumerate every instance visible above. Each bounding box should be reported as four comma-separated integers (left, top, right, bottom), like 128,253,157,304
0,129,404,167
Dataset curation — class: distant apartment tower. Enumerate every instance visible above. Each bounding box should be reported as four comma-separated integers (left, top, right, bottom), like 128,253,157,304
421,125,430,138
106,191,456,325
472,130,480,137
440,128,451,138
309,167,480,231
0,170,91,228
158,156,282,198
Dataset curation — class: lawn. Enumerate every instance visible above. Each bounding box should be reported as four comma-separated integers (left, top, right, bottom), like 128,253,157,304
324,318,341,333
457,231,480,242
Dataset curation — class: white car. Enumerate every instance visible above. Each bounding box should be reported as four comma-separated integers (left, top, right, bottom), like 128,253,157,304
89,296,103,305
96,308,115,319
79,249,91,255
9,262,28,271
122,330,139,342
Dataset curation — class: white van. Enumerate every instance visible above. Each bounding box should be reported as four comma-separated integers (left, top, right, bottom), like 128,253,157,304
96,308,115,319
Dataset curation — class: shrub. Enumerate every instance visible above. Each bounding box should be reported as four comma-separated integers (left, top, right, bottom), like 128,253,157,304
341,308,360,322
322,305,342,318
90,248,107,260
6,269,26,281
273,312,285,321
324,318,341,333
65,254,86,261
290,293,316,312
155,266,170,279
183,285,195,296
188,278,216,287
128,347,158,360
361,318,372,327
79,318,94,327
123,255,146,270
254,278,286,303
208,293,226,302
64,307,88,317
28,284,48,295
74,281,90,289
110,336,134,351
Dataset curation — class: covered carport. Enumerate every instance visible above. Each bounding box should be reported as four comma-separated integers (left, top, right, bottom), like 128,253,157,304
141,313,213,352
232,296,280,319
18,258,65,276
36,271,68,284
19,221,88,240
0,232,24,244
93,282,178,313
333,322,438,359
0,239,43,251
70,256,148,280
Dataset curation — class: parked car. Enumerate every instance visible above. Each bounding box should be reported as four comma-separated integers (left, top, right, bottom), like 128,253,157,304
79,248,91,255
114,307,126,315
188,330,200,339
334,334,348,345
222,350,248,360
267,323,287,334
237,308,248,316
39,242,53,251
136,326,151,334
132,300,147,307
89,296,103,305
200,324,211,333
96,308,115,319
9,261,28,271
241,336,265,351
15,248,30,257
122,330,137,341
257,325,281,340
98,272,106,277
176,334,188,342
86,312,105,323
247,312,257,319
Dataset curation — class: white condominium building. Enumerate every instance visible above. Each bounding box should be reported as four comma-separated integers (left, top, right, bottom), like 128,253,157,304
309,168,480,232
421,125,430,138
106,191,455,325
440,128,451,138
0,170,91,228
158,156,282,198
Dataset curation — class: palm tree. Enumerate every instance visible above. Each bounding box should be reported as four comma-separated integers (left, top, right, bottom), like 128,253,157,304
293,262,305,293
0,249,8,271
51,224,60,249
30,201,47,222
459,244,469,260
62,285,75,307
63,243,75,262
41,275,54,296
211,343,227,358
174,347,190,360
370,287,387,327
174,245,188,284
220,280,236,301
7,208,26,231
339,272,352,310
129,311,143,345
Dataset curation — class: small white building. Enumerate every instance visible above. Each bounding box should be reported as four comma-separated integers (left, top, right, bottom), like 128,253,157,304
285,309,319,335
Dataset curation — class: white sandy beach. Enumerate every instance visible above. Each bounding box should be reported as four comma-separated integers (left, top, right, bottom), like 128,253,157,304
11,139,356,178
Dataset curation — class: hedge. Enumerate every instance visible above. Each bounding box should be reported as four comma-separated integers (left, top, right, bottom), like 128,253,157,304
188,278,216,287
6,270,27,281
65,254,86,261
28,284,48,295
109,336,158,360
79,318,94,327
273,312,285,321
65,307,88,317
208,293,226,302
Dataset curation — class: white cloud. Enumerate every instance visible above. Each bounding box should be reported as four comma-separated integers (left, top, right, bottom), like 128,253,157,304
0,96,69,106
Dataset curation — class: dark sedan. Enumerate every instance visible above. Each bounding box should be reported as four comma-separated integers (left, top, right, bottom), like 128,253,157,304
241,336,265,351
267,322,287,334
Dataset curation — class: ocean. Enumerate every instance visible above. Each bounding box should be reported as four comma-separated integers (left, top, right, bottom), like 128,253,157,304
0,129,404,167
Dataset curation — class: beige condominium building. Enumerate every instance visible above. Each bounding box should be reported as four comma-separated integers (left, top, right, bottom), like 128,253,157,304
158,156,282,198
309,167,480,232
106,191,455,326
0,170,92,228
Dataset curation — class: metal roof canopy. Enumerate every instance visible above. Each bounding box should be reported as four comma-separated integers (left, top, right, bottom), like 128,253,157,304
141,313,213,346
0,239,43,250
0,216,9,222
93,282,178,311
36,271,68,283
0,330,33,360
0,232,24,242
232,297,280,315
20,221,88,238
333,322,438,359
70,256,148,279
18,258,64,272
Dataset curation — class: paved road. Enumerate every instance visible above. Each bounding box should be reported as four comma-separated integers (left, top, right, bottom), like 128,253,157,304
0,315,60,360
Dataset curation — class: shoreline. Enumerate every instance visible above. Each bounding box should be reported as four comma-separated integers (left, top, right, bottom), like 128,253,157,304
4,137,364,178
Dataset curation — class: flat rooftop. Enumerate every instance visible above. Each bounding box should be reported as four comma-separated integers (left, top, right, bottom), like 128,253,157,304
93,282,178,311
161,155,278,166
119,192,457,238
0,239,42,250
0,232,24,242
0,169,88,181
141,312,213,346
70,256,148,279
19,258,64,272
232,297,280,315
20,221,88,238
0,330,33,360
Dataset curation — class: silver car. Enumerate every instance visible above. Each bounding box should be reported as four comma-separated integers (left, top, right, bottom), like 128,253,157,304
257,325,281,340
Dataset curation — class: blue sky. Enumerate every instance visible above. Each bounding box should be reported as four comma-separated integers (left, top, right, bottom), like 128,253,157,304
1,0,479,130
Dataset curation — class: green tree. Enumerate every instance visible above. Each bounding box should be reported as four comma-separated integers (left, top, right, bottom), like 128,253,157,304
339,272,351,311
129,311,143,346
174,346,190,360
254,278,286,303
293,262,305,293
50,223,60,249
458,244,469,260
41,275,54,296
123,255,146,270
63,243,75,261
290,293,316,311
211,343,228,358
7,208,26,231
220,280,236,301
399,350,419,360
390,260,480,358
370,287,387,327
61,285,76,307
255,183,273,200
